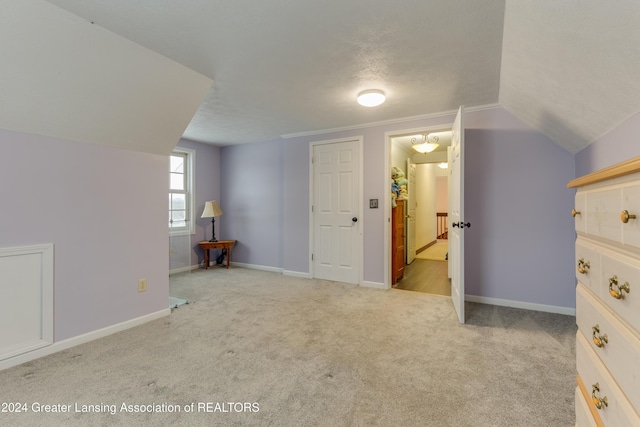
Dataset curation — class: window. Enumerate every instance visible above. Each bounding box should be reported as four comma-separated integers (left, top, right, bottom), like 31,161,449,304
169,148,195,235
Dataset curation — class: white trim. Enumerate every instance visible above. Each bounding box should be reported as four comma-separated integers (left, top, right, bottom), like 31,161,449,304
0,308,170,372
169,147,196,236
308,136,364,285
230,262,283,273
169,264,200,275
384,122,456,289
282,104,500,139
0,243,54,361
361,280,386,290
465,295,576,316
283,270,311,279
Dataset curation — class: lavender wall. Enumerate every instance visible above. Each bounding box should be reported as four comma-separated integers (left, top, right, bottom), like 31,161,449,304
220,139,284,269
465,109,576,308
170,138,221,269
575,111,640,176
0,129,169,341
283,140,310,274
219,107,577,309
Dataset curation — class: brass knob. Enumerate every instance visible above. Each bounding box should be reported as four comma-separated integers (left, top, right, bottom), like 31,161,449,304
621,210,637,223
577,258,590,274
592,324,608,348
592,383,608,410
609,275,631,299
571,209,581,217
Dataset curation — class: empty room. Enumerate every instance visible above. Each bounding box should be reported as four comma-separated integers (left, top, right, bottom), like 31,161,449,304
2,1,640,426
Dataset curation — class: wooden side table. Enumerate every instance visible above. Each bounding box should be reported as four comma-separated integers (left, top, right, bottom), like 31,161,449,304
198,240,237,269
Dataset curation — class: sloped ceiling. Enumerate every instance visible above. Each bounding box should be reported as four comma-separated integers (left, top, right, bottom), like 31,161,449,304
1,1,212,156
500,1,640,154
44,0,640,154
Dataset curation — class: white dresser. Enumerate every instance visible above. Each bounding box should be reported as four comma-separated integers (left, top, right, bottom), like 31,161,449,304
569,157,640,427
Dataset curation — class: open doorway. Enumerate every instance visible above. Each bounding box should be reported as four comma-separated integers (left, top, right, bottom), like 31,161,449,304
389,126,452,296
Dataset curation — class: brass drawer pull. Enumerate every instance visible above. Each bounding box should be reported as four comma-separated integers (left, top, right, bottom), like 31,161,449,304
592,324,608,348
591,383,608,410
572,209,581,217
609,275,631,299
577,258,590,274
621,209,637,223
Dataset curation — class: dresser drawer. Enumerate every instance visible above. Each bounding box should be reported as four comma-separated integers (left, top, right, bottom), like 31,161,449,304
600,248,640,335
576,237,601,292
576,284,640,413
580,181,640,249
576,332,640,426
575,385,598,427
586,187,622,242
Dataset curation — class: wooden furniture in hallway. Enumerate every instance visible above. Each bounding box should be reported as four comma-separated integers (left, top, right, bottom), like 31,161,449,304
392,199,405,284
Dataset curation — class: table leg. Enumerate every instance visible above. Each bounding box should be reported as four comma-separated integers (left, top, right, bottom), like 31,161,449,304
204,249,209,269
226,247,231,269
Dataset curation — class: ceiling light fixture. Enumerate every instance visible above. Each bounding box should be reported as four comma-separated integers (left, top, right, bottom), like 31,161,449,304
357,89,386,107
412,134,440,153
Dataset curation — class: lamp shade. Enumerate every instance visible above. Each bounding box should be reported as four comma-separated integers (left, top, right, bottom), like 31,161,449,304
201,200,223,218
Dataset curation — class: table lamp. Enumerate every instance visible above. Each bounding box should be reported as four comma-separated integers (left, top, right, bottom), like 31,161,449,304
201,201,223,242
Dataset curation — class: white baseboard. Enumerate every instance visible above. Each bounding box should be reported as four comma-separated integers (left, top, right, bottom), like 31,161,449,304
230,261,283,274
361,280,386,290
465,295,575,316
0,308,171,372
169,264,200,275
283,270,311,279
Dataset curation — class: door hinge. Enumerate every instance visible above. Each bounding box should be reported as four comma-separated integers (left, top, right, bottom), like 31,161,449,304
311,253,314,261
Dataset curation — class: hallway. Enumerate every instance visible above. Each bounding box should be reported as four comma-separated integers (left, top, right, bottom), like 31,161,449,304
393,258,450,296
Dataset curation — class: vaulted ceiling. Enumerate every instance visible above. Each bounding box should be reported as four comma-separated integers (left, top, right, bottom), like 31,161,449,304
45,0,640,154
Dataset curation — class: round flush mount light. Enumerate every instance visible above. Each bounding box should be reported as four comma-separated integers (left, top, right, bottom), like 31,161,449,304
357,89,386,107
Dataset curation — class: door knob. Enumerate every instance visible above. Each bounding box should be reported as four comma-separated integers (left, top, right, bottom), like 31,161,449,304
452,222,470,228
571,209,581,217
352,217,358,222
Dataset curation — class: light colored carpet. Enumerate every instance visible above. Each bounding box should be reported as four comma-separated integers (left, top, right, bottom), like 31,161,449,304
416,240,448,261
0,267,576,426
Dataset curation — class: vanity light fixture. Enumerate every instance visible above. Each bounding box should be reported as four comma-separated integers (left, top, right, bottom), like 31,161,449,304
357,89,386,107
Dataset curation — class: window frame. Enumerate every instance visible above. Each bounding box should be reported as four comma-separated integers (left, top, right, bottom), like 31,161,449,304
169,147,195,236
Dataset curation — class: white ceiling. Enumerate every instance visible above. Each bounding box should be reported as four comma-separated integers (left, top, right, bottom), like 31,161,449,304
44,0,640,154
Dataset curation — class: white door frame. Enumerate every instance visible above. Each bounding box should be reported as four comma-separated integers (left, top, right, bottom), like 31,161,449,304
384,124,453,289
309,136,364,284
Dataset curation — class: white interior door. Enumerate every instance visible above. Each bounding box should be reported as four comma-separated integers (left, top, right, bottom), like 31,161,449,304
312,139,361,284
450,106,465,324
406,159,417,264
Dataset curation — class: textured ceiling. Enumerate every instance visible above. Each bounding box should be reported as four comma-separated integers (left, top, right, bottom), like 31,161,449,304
500,1,640,154
44,0,640,153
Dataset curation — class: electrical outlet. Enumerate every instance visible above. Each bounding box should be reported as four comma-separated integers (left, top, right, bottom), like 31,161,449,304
138,279,147,292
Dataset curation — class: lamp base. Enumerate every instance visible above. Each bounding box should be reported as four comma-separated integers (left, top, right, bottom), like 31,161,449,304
209,238,218,242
